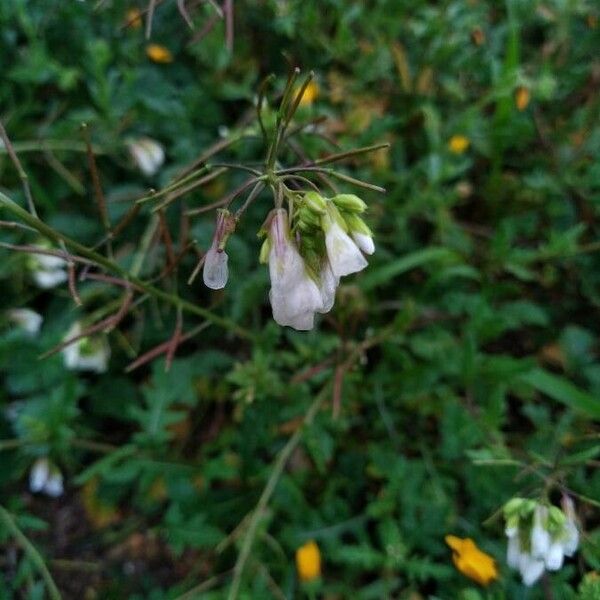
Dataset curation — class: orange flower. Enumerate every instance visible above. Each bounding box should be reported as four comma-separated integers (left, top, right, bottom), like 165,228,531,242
448,134,470,154
295,540,321,582
297,80,319,107
146,44,173,64
515,86,530,111
445,535,498,586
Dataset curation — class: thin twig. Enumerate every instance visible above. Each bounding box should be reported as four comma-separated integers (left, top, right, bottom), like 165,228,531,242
0,119,38,216
226,387,328,600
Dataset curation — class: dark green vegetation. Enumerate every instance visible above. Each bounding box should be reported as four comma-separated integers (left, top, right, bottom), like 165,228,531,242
0,1,599,598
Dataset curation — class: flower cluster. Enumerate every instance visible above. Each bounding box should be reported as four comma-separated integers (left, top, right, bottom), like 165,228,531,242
201,191,374,330
260,192,373,329
503,496,579,585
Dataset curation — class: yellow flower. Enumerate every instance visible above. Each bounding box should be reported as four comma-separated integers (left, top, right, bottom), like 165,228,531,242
125,8,143,29
296,540,321,582
448,135,470,154
515,86,530,111
297,80,319,107
445,535,498,587
146,44,173,64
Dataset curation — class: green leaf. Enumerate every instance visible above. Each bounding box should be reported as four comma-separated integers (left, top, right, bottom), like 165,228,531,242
361,247,459,291
518,369,600,418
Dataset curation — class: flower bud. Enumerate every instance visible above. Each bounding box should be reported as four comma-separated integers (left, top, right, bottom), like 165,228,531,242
303,191,327,214
332,193,367,213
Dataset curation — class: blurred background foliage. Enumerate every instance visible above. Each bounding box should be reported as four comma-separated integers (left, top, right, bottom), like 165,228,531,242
0,0,599,598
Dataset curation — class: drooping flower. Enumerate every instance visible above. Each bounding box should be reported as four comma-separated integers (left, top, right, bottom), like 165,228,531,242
6,308,43,336
503,496,580,586
268,209,323,330
127,137,165,176
322,203,368,278
203,209,233,290
445,535,499,586
29,247,68,289
62,322,110,373
29,458,63,498
296,540,321,582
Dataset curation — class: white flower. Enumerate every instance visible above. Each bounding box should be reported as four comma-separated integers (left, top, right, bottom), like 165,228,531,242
322,205,368,278
7,308,43,336
62,322,110,373
531,505,551,559
127,137,165,176
268,209,322,330
29,458,63,498
351,232,375,255
561,496,579,557
31,250,68,289
203,246,229,289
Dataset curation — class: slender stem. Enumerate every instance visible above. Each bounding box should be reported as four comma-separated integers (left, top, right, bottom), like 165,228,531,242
312,143,390,167
275,167,386,193
226,388,327,600
0,191,253,340
0,505,62,600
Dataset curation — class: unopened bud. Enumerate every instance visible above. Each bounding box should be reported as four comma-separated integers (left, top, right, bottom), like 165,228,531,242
303,191,327,214
332,194,367,213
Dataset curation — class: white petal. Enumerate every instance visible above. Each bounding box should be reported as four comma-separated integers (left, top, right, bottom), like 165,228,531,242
545,542,564,571
129,138,165,176
36,253,67,270
507,535,521,569
562,522,579,556
44,471,64,497
33,269,68,289
316,261,338,314
30,459,50,493
203,246,229,289
351,232,375,255
325,221,368,278
7,309,43,335
531,505,551,559
519,554,545,586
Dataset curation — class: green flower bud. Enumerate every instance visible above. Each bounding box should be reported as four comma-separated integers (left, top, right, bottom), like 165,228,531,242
548,506,567,528
259,238,271,264
503,498,525,518
298,206,322,228
344,213,373,236
332,193,367,213
303,191,327,214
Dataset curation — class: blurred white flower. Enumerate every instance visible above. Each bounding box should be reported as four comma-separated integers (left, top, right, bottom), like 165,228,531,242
6,308,43,335
268,209,322,330
62,322,110,373
127,137,165,176
29,458,63,498
504,497,580,586
30,250,68,289
322,205,368,278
